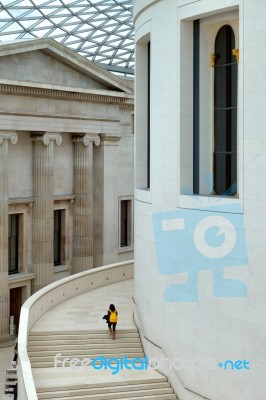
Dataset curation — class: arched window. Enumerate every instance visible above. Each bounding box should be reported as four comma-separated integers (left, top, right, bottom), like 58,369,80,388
213,25,237,195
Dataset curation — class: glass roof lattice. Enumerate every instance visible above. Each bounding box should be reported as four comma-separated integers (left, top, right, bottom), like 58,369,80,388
0,0,134,75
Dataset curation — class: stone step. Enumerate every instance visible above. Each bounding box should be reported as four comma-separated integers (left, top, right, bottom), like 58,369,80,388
37,382,171,399
29,347,143,354
36,377,168,392
28,338,141,346
30,352,144,361
112,396,176,400
36,387,175,400
29,329,139,339
29,331,138,340
29,352,145,360
29,347,143,357
30,324,138,336
28,342,142,351
30,355,145,368
30,330,177,398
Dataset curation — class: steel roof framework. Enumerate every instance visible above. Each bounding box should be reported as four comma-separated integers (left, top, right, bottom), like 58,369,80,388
0,0,134,75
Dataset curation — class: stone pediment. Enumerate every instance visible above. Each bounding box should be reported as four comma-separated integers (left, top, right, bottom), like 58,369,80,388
0,38,134,94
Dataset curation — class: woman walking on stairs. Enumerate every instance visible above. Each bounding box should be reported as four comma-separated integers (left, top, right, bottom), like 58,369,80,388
108,304,118,340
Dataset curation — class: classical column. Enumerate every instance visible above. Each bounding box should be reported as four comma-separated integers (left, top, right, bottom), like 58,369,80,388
94,134,121,267
0,132,17,347
72,134,100,273
31,133,62,292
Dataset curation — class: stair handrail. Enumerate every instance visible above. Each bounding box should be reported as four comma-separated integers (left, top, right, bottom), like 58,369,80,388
132,296,216,400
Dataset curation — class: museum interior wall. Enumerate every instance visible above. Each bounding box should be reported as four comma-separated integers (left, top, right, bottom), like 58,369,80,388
0,38,134,345
134,0,266,400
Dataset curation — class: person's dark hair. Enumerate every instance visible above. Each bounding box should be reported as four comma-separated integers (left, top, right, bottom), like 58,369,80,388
109,304,116,311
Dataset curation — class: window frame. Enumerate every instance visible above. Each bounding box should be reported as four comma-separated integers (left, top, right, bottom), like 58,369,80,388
213,24,238,196
8,213,19,274
53,209,62,266
178,9,241,211
135,32,151,191
118,196,134,252
8,201,31,275
53,197,73,271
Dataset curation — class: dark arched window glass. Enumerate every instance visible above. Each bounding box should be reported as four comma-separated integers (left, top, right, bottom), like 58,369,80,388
214,25,237,195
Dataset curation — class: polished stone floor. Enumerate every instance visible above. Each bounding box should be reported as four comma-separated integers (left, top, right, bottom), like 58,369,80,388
31,279,135,333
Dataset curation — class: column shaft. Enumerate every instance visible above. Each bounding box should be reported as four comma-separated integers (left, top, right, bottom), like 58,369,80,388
0,132,17,346
31,133,62,292
72,134,100,273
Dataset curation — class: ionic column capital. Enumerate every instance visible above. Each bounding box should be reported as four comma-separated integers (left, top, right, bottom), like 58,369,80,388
31,133,62,146
0,132,18,145
72,134,100,147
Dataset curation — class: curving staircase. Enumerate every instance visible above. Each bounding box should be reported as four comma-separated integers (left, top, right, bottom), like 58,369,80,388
29,329,177,399
28,329,144,368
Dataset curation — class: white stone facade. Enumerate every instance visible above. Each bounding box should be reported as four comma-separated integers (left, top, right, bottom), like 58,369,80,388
134,1,266,399
0,38,134,345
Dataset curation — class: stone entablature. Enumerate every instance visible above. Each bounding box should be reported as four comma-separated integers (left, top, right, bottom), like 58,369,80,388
0,82,134,107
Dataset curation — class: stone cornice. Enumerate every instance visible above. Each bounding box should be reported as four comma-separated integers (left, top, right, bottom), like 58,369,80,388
120,103,134,109
0,81,134,108
0,110,121,122
8,198,33,205
8,196,76,204
54,195,75,202
8,272,35,284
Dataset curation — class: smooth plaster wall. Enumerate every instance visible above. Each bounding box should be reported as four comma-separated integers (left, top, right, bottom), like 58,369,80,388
134,1,266,400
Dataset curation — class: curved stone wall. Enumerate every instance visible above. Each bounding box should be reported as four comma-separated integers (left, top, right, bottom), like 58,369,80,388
18,260,134,399
134,0,266,399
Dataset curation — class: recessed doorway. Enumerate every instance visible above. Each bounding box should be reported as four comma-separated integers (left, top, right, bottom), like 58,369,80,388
10,287,22,336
